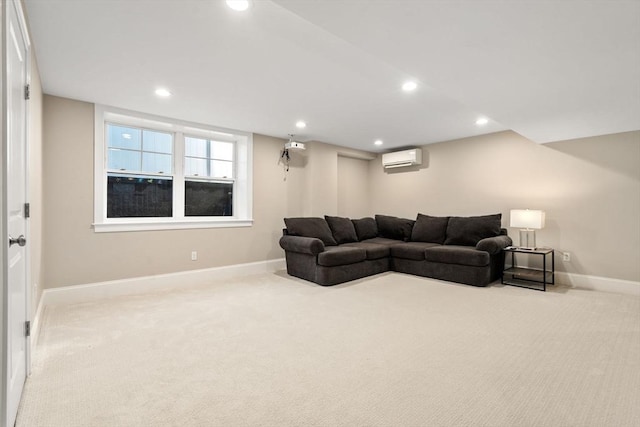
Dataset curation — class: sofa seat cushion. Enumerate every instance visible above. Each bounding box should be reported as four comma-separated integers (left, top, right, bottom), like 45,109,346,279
361,237,405,247
317,246,367,267
343,242,390,260
391,242,440,260
425,245,490,267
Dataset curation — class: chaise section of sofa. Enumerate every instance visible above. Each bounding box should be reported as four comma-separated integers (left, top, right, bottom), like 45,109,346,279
279,213,512,287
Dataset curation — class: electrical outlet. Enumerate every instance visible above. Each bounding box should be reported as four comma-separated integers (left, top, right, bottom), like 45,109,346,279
563,252,571,262
191,251,198,261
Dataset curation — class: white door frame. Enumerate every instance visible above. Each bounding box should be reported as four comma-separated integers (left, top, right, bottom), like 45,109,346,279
1,0,32,425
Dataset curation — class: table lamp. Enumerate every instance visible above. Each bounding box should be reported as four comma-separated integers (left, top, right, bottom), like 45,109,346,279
510,209,545,249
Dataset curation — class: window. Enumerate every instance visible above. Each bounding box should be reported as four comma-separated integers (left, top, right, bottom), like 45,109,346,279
94,105,252,232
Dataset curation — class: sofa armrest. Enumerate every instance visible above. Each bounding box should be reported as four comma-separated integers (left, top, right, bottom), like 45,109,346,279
279,235,325,255
475,235,513,255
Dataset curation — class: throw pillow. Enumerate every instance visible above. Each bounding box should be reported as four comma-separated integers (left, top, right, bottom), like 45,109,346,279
410,213,450,244
325,215,358,245
444,213,502,246
351,217,378,241
284,217,337,246
375,214,415,241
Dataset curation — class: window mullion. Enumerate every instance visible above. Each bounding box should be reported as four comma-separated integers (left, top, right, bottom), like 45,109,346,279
206,139,212,177
174,131,185,219
139,133,145,171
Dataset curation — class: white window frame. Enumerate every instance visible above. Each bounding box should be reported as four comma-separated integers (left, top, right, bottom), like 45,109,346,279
94,105,253,232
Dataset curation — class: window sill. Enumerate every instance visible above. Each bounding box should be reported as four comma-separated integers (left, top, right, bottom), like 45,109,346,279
93,218,253,233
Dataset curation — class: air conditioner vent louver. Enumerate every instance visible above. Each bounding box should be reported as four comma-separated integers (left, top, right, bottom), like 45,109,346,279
382,148,422,169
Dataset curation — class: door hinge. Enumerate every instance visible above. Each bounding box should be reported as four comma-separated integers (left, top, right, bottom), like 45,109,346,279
24,84,30,100
24,202,30,218
25,321,31,337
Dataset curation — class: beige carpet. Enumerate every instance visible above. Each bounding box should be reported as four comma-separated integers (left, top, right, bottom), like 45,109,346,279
17,272,640,426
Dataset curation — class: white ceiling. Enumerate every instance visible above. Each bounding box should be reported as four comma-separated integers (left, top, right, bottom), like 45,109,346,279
25,0,640,152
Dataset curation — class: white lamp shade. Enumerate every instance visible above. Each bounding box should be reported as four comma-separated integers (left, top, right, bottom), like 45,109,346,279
510,209,546,229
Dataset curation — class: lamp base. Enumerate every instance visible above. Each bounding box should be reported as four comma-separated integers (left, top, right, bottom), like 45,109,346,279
519,229,536,249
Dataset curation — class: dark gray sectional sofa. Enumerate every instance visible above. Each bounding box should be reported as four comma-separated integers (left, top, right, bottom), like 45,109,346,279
279,213,512,287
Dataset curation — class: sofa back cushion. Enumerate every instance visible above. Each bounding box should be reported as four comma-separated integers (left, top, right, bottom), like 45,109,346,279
375,214,415,241
284,217,337,246
444,213,502,246
410,214,450,244
351,217,378,241
325,215,358,244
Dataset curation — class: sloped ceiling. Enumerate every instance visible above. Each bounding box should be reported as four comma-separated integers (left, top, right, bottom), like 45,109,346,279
25,0,640,151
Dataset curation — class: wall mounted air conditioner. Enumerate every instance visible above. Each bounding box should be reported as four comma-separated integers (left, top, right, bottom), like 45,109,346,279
382,148,422,169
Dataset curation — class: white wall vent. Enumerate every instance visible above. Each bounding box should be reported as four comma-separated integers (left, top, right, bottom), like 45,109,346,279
382,148,422,169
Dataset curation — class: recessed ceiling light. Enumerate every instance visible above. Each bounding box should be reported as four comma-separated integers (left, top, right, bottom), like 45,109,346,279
155,88,171,97
296,121,307,129
226,0,251,11
475,117,489,125
374,140,383,146
402,81,417,92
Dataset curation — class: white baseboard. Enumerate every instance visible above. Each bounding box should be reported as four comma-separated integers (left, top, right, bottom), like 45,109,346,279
30,295,45,348
41,258,286,307
28,294,46,374
556,272,640,296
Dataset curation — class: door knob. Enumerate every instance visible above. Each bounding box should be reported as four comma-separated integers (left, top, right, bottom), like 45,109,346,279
8,235,26,247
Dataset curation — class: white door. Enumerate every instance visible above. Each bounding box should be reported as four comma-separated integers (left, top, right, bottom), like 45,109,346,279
4,0,30,425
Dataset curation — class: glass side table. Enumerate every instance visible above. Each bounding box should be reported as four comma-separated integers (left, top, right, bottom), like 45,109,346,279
502,247,555,291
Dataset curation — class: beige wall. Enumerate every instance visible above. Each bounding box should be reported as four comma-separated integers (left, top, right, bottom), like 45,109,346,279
337,155,370,218
368,130,640,282
297,142,374,217
41,96,373,288
302,141,338,216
